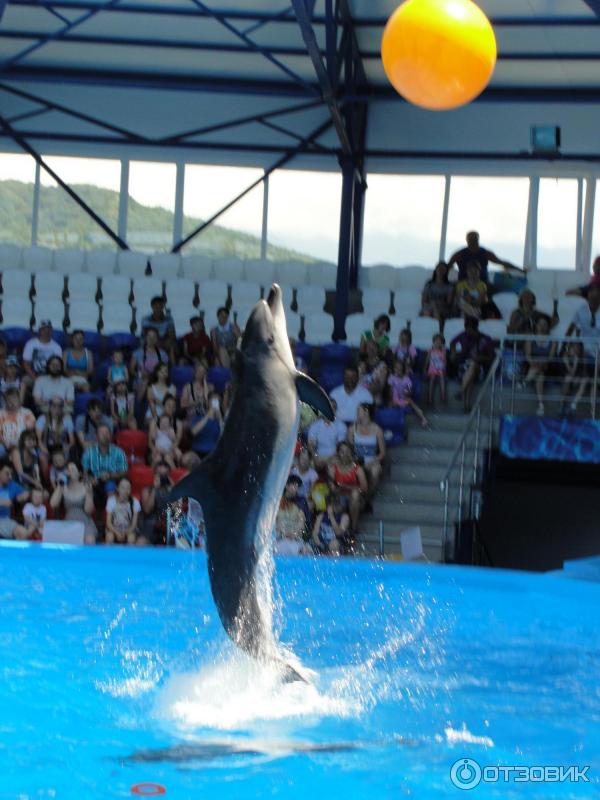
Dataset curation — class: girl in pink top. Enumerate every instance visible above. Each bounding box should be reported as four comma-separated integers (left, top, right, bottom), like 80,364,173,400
388,359,427,427
425,333,447,405
392,329,417,374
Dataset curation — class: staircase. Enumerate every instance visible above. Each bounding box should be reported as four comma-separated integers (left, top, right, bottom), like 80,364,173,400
358,405,477,561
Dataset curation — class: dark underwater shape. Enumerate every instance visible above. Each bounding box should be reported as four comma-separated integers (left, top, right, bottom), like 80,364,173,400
123,741,358,764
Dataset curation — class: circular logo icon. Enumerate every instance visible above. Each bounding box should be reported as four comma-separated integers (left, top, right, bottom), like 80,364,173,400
131,783,166,797
450,758,482,790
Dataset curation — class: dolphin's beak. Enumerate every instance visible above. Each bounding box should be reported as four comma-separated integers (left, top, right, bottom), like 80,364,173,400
266,283,281,311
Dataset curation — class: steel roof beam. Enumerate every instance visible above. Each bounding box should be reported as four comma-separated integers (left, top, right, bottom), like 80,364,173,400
581,1,600,18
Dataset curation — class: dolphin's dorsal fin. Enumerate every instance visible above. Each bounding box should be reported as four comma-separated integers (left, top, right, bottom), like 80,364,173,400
295,372,334,421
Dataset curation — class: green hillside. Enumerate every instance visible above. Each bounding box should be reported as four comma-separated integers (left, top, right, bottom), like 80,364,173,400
0,179,321,262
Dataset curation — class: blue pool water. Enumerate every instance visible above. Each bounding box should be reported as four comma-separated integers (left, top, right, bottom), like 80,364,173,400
1,544,599,799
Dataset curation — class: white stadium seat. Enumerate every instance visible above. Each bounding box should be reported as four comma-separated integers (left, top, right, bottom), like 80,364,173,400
118,250,149,278
286,311,303,342
244,258,276,289
361,264,399,290
66,273,99,304
101,303,133,334
181,254,213,281
478,320,506,343
171,304,198,338
296,286,325,314
344,313,372,347
1,297,32,328
230,281,262,309
306,262,337,288
87,250,117,277
361,287,392,316
393,289,422,320
22,246,53,273
443,318,467,344
99,275,131,304
198,279,228,309
1,269,32,298
275,260,308,289
0,244,22,271
165,278,197,306
233,303,257,328
303,312,334,346
396,266,430,290
200,304,224,329
32,272,66,303
407,317,442,350
33,300,65,330
213,256,245,284
66,301,100,332
132,277,164,311
493,291,518,320
53,248,86,275
557,295,587,320
149,253,181,280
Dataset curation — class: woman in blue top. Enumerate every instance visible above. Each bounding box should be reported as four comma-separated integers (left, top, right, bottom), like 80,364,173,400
63,330,94,392
188,390,224,462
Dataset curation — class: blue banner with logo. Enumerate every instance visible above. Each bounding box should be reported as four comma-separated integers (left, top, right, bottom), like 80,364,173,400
499,415,600,464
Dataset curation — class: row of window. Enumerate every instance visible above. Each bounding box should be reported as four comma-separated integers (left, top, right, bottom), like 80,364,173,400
0,153,598,270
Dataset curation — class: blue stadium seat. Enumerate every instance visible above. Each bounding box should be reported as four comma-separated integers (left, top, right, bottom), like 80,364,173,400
320,343,351,367
51,330,68,348
74,391,105,418
171,365,194,393
294,341,313,368
94,358,111,387
318,365,345,394
207,366,232,394
81,331,104,355
0,327,31,350
375,407,407,447
107,332,138,353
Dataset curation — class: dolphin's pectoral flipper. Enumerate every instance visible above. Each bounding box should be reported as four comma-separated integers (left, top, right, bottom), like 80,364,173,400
167,461,215,515
295,373,335,421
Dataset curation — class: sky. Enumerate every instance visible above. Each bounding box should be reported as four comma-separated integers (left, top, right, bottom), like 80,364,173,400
1,152,596,270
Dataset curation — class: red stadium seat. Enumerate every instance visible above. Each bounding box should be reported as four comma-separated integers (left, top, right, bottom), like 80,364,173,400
170,467,188,484
115,429,149,464
127,464,154,498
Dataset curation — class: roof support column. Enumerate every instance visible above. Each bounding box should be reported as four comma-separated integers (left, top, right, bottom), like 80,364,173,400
581,176,596,275
334,157,356,341
118,158,129,245
524,176,539,270
31,160,40,246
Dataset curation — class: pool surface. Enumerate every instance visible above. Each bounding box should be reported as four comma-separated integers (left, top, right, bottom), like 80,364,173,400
1,543,599,799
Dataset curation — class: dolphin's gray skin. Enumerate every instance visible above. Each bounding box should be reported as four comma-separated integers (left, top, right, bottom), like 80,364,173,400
123,741,357,764
168,284,333,680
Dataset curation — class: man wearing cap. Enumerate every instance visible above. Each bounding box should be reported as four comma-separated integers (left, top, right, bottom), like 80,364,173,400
23,320,62,384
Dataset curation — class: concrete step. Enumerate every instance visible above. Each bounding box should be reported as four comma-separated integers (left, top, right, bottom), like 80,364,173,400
359,518,443,544
406,428,467,449
415,412,471,432
387,462,449,483
376,481,450,504
372,500,446,524
389,444,477,468
357,527,444,562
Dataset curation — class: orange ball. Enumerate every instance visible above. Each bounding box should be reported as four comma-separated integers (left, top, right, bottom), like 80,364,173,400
381,0,497,111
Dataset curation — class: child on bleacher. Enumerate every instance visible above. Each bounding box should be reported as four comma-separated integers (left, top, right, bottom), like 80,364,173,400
0,355,25,406
110,380,137,431
107,349,129,389
425,333,447,405
393,329,417,373
311,493,349,555
23,487,47,541
48,446,69,491
524,316,557,416
388,358,428,427
149,413,182,469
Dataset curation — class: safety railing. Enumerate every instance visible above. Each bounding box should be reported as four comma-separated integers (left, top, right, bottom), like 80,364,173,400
439,334,600,563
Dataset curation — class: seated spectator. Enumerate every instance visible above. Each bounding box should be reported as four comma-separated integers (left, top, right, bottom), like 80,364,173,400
11,429,44,492
149,413,182,469
63,330,94,393
50,461,97,544
565,255,600,298
360,357,389,409
107,348,129,390
274,475,310,555
110,380,137,431
75,398,113,452
421,261,455,322
0,338,7,379
359,314,391,357
455,262,489,319
347,403,385,507
140,460,174,546
330,367,373,425
447,230,525,283
0,355,26,406
22,319,62,386
141,295,175,356
0,388,36,457
307,397,347,469
449,317,495,412
561,341,586,415
524,317,557,416
22,487,47,541
180,363,214,419
105,477,141,545
33,356,74,416
311,494,350,555
182,316,213,367
507,288,558,336
392,329,417,373
82,424,128,509
0,460,29,540
36,396,75,464
290,449,318,504
187,391,224,466
565,284,600,405
48,445,68,491
388,359,428,427
210,307,241,369
145,364,176,426
130,328,169,402
327,441,368,535
424,333,447,405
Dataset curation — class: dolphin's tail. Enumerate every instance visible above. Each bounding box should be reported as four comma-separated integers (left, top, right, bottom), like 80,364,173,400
274,654,316,684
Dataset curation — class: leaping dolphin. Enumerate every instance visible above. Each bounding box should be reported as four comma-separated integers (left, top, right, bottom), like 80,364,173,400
168,284,334,680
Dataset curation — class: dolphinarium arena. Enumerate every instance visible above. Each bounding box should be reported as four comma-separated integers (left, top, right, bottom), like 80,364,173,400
0,1,599,797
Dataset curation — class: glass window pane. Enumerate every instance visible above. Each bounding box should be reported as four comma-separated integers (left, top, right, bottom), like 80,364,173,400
268,168,341,262
446,176,529,267
362,174,445,266
182,164,263,257
39,156,121,250
128,161,176,253
0,152,36,245
537,178,578,270
591,180,600,273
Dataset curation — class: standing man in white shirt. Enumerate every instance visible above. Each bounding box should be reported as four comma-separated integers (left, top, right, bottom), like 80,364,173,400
330,367,373,425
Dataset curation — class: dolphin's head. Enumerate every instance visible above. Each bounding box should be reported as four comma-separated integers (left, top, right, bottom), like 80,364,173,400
240,284,295,371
